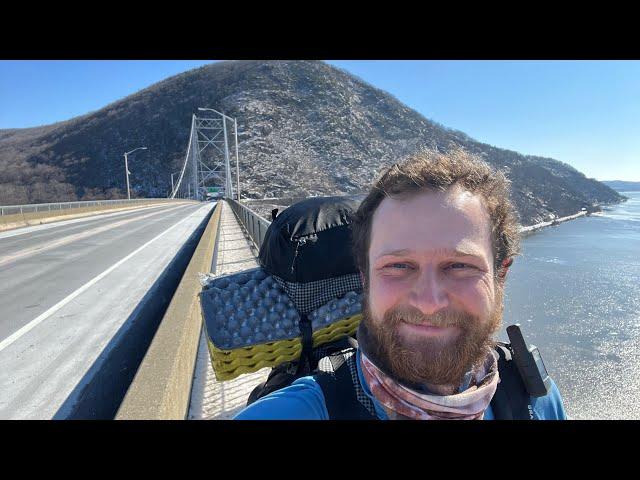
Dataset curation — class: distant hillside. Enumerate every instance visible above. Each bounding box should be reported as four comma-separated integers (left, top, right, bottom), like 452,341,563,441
0,60,625,226
602,180,640,192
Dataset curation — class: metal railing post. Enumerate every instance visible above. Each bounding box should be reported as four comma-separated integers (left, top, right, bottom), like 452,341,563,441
225,199,271,251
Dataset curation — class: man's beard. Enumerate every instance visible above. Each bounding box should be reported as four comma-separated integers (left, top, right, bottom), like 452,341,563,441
358,285,504,389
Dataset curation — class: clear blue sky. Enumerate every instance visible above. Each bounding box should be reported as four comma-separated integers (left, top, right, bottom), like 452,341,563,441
1,60,638,181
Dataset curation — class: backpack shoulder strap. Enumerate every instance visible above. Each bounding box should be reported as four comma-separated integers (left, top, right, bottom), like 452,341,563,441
246,337,361,407
315,348,377,420
491,343,535,420
316,342,537,420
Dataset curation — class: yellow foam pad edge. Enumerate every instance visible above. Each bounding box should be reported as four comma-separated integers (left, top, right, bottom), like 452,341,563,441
207,314,362,381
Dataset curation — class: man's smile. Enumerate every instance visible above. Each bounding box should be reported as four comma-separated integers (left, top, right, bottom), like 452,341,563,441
398,320,461,338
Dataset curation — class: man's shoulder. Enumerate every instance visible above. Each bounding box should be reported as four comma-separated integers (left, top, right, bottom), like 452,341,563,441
233,366,568,420
234,376,330,420
530,378,567,420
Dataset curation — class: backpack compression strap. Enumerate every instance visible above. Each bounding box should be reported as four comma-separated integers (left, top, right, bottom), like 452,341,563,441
315,349,377,420
295,313,317,376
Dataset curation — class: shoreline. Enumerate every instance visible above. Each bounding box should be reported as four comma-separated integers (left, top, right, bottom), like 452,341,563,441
520,210,588,234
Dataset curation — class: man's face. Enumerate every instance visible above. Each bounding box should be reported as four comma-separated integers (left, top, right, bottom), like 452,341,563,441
362,186,503,387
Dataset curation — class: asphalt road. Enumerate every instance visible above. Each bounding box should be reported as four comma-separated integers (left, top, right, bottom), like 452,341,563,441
0,201,214,419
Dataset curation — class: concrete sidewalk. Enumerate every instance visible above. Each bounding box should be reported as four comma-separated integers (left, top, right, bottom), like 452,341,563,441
188,201,271,420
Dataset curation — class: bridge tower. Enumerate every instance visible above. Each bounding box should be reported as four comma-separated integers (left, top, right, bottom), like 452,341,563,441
171,108,239,201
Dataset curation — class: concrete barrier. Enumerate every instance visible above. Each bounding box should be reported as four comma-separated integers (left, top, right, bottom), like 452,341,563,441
115,202,222,419
0,199,196,232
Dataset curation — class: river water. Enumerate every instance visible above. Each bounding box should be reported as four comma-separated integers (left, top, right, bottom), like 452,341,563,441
502,191,640,419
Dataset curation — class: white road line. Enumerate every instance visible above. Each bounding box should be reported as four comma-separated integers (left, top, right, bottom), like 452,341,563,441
0,203,191,267
0,202,190,240
0,204,210,353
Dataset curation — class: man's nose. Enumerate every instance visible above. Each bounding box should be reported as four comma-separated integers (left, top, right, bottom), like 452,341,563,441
407,267,449,315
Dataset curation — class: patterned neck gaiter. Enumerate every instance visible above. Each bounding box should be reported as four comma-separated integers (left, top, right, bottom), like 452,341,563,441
360,349,500,420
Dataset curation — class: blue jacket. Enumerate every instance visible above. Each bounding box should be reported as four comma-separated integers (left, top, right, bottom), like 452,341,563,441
235,349,567,420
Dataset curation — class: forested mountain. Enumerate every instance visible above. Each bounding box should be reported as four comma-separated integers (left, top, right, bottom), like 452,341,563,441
0,60,624,225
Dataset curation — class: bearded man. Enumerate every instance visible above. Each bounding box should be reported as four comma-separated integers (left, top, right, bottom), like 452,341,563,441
235,149,567,420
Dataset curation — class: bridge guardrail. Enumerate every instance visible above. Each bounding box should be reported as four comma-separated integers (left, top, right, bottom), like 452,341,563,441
226,198,271,250
0,198,176,216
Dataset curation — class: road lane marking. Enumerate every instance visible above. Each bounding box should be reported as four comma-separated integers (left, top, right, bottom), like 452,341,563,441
0,204,211,353
0,204,193,268
0,203,186,240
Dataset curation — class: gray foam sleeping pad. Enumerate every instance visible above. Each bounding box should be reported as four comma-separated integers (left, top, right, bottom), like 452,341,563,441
200,267,363,350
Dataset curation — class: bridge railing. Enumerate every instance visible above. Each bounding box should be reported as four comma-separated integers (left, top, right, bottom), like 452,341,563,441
225,198,271,250
0,198,178,216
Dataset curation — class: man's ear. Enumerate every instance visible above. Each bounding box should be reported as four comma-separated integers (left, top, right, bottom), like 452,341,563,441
497,258,513,282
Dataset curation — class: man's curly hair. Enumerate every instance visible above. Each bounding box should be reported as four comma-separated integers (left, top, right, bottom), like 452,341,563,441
352,148,521,281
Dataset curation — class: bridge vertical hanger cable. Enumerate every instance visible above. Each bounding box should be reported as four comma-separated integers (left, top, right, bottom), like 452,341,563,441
191,119,199,200
222,115,234,199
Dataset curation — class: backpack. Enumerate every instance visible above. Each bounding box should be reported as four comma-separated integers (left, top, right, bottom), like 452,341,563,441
259,195,363,367
247,196,363,402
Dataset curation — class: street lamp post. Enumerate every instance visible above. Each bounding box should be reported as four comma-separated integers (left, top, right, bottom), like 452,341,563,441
234,118,240,202
124,153,130,200
170,170,182,198
124,147,147,200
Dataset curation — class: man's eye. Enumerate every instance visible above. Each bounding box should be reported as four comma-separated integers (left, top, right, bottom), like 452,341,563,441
386,263,411,270
448,263,473,270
